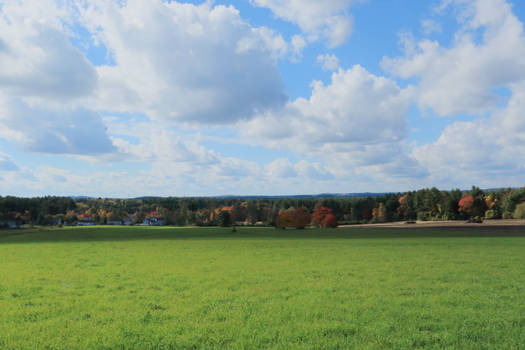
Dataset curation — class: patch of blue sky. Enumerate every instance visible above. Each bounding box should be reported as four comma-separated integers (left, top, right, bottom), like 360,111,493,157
69,23,115,66
278,45,327,100
0,139,93,172
405,106,485,145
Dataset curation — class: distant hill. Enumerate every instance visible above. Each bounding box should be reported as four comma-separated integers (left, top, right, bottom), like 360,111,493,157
118,193,393,200
213,193,392,199
71,193,392,200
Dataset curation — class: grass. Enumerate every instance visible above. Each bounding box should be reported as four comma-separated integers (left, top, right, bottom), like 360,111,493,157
0,226,524,349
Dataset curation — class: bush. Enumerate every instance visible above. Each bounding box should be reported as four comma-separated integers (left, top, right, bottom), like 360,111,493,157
513,202,525,219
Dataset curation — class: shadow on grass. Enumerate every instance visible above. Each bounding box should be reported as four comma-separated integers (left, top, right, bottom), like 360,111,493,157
1,225,525,244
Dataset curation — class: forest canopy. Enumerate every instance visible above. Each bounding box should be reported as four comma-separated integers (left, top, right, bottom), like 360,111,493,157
1,186,524,228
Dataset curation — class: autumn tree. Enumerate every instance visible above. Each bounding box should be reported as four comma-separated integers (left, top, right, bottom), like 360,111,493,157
276,210,294,229
372,203,387,223
312,205,333,227
293,207,311,229
323,214,338,228
458,195,474,216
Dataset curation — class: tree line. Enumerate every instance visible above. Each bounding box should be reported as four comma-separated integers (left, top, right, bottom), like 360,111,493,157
1,186,525,228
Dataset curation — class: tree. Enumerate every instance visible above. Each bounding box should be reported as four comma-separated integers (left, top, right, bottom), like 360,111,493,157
458,195,474,216
513,202,525,219
501,188,525,219
276,210,294,229
312,205,333,227
323,214,338,228
293,207,311,229
218,211,231,227
372,203,387,222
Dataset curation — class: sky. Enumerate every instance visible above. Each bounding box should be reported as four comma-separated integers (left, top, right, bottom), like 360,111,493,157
1,0,525,197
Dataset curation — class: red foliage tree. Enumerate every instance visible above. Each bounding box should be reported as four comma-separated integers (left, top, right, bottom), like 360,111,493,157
323,214,338,228
458,195,475,216
293,207,311,229
312,205,333,227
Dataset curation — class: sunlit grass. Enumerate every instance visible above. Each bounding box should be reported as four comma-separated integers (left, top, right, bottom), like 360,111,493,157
1,226,524,349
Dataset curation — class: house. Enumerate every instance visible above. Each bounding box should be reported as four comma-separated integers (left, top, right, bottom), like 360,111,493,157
77,217,94,226
142,216,165,226
107,220,123,225
0,220,18,229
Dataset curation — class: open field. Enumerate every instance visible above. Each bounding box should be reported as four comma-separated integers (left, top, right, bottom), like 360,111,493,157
1,226,525,349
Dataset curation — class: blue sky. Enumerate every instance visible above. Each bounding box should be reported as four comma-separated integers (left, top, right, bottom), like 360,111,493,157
0,0,525,197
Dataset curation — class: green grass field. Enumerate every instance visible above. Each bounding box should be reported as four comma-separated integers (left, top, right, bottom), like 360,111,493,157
1,226,525,349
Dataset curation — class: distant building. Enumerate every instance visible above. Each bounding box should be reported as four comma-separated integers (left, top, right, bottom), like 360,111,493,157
142,217,165,226
107,220,123,225
77,217,94,226
0,220,18,229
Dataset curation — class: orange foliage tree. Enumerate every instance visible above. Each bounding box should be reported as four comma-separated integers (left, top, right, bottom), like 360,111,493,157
276,210,294,229
458,195,474,216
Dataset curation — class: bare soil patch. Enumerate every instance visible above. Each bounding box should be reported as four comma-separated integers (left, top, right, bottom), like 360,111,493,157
340,219,525,232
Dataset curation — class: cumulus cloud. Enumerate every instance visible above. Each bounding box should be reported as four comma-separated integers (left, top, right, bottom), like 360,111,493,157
317,53,340,71
0,0,97,101
0,95,116,155
250,0,356,47
412,81,525,187
238,65,424,182
80,0,287,124
382,0,525,116
0,0,117,156
240,65,413,156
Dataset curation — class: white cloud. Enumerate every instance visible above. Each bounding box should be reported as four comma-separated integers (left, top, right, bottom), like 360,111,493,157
412,81,525,188
250,0,356,47
0,95,116,155
239,65,421,181
241,65,413,155
0,0,97,101
317,53,340,71
265,158,298,178
0,0,117,156
80,0,288,124
382,0,525,116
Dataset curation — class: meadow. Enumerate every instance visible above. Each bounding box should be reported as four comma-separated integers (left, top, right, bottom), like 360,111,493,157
1,226,524,349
